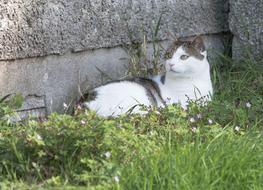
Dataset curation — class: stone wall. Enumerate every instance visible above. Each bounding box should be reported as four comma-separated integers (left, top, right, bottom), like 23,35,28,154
0,0,229,60
229,0,263,61
0,0,230,115
0,47,128,115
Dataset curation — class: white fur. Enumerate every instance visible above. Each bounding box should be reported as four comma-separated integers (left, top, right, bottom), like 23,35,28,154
83,46,213,117
84,81,152,117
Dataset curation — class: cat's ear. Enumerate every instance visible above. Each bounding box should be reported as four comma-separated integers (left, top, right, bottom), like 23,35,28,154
191,36,205,52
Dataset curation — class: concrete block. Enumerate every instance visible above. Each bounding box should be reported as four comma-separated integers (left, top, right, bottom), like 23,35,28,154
16,95,47,121
0,47,129,113
0,0,229,60
229,0,263,61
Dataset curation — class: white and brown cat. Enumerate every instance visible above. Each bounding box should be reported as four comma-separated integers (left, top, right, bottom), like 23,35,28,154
78,36,213,117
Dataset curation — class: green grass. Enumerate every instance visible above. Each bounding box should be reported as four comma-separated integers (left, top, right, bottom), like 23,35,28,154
0,52,263,189
120,130,263,190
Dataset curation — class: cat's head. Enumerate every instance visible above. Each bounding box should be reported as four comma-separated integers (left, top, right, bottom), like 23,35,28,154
164,36,209,77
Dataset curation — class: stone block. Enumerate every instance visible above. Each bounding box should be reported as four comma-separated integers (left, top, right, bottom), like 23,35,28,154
229,0,263,61
16,95,47,121
0,0,229,60
0,46,129,113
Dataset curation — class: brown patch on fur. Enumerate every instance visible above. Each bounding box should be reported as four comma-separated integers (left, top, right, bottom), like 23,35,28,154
128,77,165,106
164,40,184,59
78,91,97,103
165,36,205,60
78,77,166,107
191,36,205,52
182,43,204,60
160,75,166,84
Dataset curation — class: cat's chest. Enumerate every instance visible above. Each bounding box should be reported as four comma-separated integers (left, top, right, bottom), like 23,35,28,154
158,80,212,105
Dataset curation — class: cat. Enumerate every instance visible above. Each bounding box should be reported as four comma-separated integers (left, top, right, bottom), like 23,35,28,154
78,36,213,117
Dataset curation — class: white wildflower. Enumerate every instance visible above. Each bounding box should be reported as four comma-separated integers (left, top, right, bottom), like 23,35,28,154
114,176,120,183
77,105,82,110
191,126,197,133
197,113,202,119
245,102,252,108
104,151,111,158
80,120,86,125
189,117,195,123
36,134,42,140
32,162,37,168
149,131,155,136
63,103,68,109
235,126,240,132
208,119,213,125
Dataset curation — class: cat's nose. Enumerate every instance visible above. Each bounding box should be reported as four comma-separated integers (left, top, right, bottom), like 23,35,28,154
166,60,175,69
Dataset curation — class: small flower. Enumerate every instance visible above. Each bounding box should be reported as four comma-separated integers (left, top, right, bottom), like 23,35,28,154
149,131,155,136
235,126,240,132
104,151,111,158
36,134,42,140
189,117,196,123
208,119,213,125
32,162,37,168
197,113,202,119
63,103,68,109
191,126,197,133
80,120,86,125
77,105,82,110
245,102,252,108
114,176,120,183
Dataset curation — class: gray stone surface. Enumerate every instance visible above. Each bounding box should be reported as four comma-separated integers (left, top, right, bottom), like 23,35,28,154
0,34,229,113
0,46,128,113
229,0,263,61
0,0,229,60
16,95,47,121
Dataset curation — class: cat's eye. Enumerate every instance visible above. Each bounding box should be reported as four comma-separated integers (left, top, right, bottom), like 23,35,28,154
180,55,189,60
